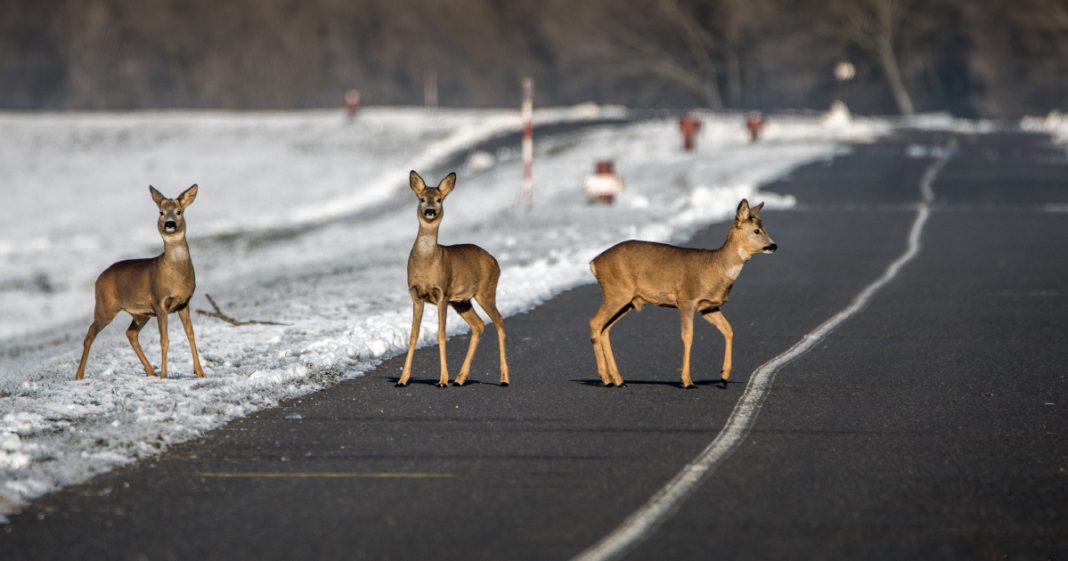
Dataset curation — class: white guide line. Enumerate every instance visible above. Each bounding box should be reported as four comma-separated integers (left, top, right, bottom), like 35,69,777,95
571,150,953,561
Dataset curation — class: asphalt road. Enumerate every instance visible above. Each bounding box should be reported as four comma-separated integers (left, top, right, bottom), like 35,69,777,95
3,129,1066,560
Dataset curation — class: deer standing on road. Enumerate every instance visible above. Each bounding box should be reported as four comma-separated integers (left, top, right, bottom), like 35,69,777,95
588,199,776,389
75,185,206,380
398,171,509,388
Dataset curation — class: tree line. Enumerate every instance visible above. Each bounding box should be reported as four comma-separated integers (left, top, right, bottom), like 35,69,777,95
2,0,1066,117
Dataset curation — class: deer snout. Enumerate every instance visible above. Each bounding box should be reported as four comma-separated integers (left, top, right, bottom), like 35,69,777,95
423,208,438,220
763,243,778,253
163,220,178,232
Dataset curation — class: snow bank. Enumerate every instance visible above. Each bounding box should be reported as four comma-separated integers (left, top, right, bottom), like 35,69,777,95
0,108,887,518
1022,111,1068,144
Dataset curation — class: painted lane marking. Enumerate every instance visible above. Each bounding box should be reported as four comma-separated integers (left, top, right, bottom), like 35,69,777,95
196,472,454,479
571,149,953,561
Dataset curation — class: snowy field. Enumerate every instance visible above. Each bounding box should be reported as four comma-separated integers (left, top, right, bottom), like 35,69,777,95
0,105,887,520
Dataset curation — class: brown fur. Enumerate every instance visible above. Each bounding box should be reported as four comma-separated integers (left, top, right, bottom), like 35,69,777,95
397,171,509,387
588,199,777,388
74,185,206,380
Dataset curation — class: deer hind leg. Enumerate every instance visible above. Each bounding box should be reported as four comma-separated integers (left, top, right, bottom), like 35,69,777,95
75,306,118,380
589,293,633,386
435,296,449,388
398,296,424,387
679,306,697,389
178,306,206,378
451,301,485,386
701,308,733,389
126,314,157,377
475,285,509,386
600,303,633,387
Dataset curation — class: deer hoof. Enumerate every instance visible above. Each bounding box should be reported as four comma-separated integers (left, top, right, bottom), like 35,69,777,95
436,382,448,388
500,381,509,387
716,378,729,389
395,381,407,388
682,383,697,389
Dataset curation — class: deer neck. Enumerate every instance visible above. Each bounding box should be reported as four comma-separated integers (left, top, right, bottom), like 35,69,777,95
411,222,442,261
161,235,192,266
718,230,751,280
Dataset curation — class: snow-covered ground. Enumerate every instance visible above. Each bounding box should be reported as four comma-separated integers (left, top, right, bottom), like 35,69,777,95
1022,111,1068,144
0,106,887,520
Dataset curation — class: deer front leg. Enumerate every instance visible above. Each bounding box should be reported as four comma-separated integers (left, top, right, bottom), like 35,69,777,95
126,315,157,377
178,307,206,378
451,301,484,387
679,306,697,389
701,309,733,389
397,297,424,387
156,309,170,379
436,298,449,388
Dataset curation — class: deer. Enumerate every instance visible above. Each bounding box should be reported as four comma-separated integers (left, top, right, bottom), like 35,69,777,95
588,199,777,389
397,171,510,388
75,185,206,381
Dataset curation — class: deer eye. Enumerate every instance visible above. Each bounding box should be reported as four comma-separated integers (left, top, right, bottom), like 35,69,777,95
176,210,182,215
420,198,426,203
159,211,164,216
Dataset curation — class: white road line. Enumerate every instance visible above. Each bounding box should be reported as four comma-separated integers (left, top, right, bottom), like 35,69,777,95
571,148,953,561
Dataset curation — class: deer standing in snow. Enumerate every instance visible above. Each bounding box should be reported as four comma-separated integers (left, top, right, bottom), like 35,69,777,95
75,185,206,380
588,199,776,389
398,171,509,388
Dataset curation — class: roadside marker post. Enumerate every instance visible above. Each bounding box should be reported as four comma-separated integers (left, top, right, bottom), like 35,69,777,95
521,77,534,210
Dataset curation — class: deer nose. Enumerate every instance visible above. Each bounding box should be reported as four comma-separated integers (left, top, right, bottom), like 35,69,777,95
765,243,778,253
423,209,437,219
163,220,177,230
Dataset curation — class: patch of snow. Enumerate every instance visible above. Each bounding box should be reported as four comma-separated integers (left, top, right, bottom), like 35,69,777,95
1022,111,1068,144
0,107,887,519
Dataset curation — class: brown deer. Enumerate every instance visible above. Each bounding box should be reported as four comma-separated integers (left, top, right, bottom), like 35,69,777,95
75,185,206,380
588,199,776,389
397,171,509,388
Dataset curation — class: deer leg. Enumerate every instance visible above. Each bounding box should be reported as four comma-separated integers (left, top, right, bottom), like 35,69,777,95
155,308,170,379
589,294,632,386
178,306,206,378
398,297,424,387
126,314,156,377
701,309,733,389
75,307,117,380
436,297,449,388
679,306,697,389
451,301,484,386
600,303,633,387
476,288,509,386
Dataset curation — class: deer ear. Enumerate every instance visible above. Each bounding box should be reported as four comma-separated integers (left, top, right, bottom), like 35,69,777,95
177,184,198,209
437,172,457,198
409,170,428,196
750,201,764,218
149,186,166,207
735,199,751,222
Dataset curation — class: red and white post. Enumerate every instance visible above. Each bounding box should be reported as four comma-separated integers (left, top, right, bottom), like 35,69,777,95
521,77,534,210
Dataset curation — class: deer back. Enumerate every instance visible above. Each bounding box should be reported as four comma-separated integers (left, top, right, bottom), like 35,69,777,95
591,240,734,309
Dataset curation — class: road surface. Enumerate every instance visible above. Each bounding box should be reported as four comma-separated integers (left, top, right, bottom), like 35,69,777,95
3,128,1066,560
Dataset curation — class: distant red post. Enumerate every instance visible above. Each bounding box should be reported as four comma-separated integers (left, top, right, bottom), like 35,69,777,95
344,89,361,122
745,112,766,142
678,115,701,151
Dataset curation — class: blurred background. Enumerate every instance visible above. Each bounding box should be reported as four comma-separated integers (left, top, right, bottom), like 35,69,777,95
3,0,1067,117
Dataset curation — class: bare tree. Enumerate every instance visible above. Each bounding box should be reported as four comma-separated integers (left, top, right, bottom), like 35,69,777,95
825,0,916,115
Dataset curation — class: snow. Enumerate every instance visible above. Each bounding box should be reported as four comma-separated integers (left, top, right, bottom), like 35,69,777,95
0,105,888,518
1022,111,1068,144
